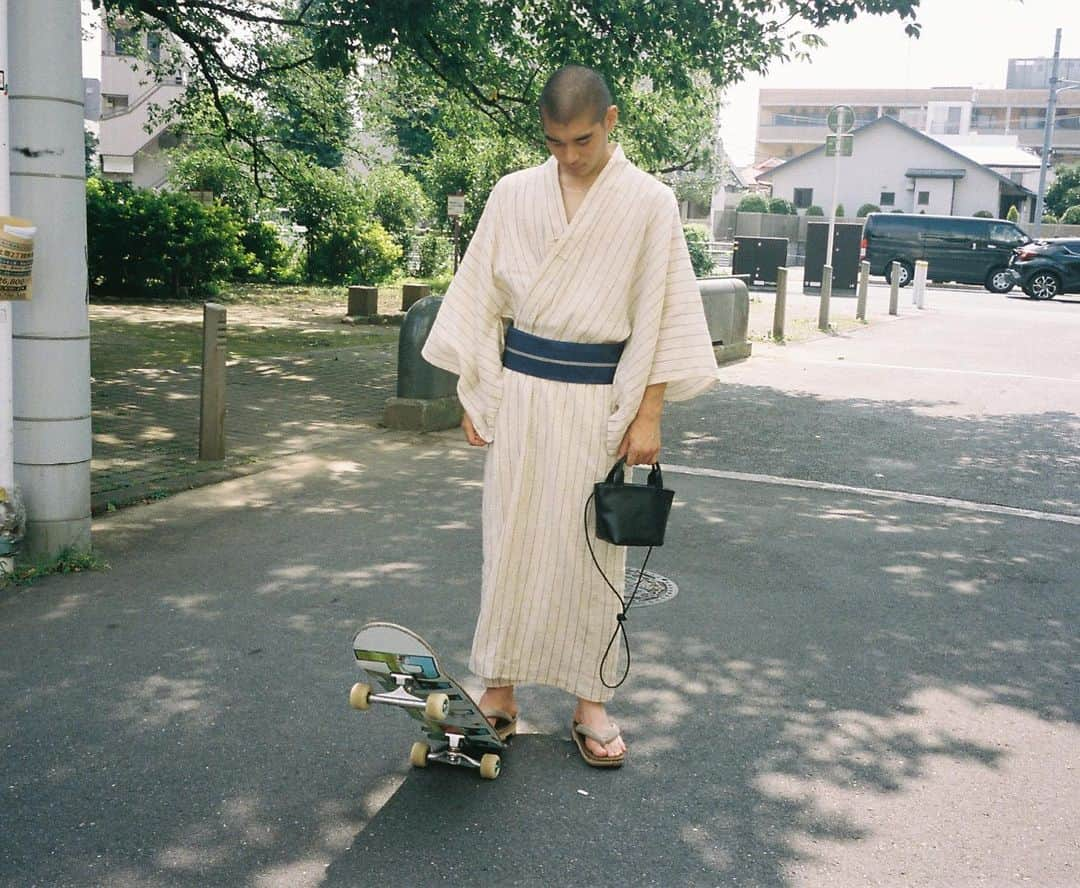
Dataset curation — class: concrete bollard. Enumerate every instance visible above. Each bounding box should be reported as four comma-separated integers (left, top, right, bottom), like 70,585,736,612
401,283,431,312
856,261,869,321
773,267,788,341
347,285,379,317
818,264,833,332
913,260,929,310
383,296,463,432
699,277,752,363
889,262,901,316
199,303,227,460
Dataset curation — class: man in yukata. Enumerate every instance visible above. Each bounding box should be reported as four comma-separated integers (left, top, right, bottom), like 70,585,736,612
422,64,716,767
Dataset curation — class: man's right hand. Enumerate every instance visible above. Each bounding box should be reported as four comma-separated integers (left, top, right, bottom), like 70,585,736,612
462,412,490,447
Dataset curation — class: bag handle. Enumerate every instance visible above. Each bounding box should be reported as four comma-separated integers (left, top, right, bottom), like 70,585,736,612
605,457,665,490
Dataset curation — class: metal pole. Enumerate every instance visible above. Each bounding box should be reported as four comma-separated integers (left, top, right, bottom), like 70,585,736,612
826,143,841,264
10,0,91,555
772,266,787,341
1033,29,1061,237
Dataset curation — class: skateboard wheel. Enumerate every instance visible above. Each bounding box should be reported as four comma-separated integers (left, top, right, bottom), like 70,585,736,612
349,682,372,711
479,753,500,780
425,693,449,721
410,741,430,768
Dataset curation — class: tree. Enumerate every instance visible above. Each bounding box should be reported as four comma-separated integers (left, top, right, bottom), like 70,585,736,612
1006,205,1020,223
1045,163,1080,217
857,203,880,217
95,0,921,178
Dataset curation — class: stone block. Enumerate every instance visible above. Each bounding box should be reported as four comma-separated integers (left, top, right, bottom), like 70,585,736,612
401,283,431,312
382,396,463,432
348,285,379,317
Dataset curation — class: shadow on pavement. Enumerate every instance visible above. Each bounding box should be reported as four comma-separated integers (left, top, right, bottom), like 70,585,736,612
1,428,1076,886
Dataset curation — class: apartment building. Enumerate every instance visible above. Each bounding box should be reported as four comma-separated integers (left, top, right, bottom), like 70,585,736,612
94,22,185,188
755,62,1080,165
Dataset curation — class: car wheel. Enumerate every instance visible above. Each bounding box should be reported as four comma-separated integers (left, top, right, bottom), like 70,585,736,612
984,268,1015,294
1024,271,1060,300
884,260,913,287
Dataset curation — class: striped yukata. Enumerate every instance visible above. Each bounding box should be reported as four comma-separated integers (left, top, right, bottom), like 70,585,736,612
421,144,717,702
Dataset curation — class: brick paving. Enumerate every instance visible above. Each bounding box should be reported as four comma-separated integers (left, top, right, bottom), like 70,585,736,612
91,342,397,513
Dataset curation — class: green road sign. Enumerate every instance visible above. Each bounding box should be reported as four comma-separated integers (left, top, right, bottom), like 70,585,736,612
827,104,856,134
825,134,854,157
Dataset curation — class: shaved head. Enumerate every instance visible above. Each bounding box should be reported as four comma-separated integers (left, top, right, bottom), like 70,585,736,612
539,65,613,125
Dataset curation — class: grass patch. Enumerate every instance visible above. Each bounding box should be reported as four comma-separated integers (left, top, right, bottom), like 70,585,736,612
1,547,109,589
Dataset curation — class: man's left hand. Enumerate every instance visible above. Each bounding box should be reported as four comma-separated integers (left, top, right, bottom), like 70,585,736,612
616,415,661,466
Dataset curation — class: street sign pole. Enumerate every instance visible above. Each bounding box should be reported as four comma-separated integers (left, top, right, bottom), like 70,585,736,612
447,192,465,273
824,105,855,268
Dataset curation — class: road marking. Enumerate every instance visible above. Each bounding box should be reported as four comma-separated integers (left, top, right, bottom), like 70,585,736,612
776,358,1080,384
663,464,1080,526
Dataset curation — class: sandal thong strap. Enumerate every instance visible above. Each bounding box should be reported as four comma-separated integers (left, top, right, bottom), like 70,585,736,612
573,720,621,746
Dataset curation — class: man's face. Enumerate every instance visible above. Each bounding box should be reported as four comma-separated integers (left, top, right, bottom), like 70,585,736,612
542,105,617,179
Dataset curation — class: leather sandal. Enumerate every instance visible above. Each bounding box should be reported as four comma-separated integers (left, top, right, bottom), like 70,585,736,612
481,707,517,742
571,720,625,768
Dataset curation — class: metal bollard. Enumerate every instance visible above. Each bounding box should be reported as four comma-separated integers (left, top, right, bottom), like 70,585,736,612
818,264,832,332
913,260,929,310
888,263,900,316
856,261,869,321
773,267,787,341
199,303,227,460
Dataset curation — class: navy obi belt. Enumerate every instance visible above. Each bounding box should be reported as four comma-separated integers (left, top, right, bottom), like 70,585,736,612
502,326,626,385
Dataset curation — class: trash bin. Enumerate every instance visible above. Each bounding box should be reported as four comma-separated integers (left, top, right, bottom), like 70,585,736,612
804,222,862,289
732,236,788,286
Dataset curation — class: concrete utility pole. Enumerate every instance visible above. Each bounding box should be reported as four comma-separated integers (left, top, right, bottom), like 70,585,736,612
9,0,91,555
1034,28,1079,236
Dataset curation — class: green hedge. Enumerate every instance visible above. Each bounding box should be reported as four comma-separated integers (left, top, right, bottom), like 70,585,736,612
683,224,713,277
87,178,246,298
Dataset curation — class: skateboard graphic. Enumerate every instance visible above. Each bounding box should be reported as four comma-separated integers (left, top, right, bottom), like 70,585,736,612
348,621,507,780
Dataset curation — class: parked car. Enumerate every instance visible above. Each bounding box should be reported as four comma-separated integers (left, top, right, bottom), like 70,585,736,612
860,213,1030,293
1009,238,1080,299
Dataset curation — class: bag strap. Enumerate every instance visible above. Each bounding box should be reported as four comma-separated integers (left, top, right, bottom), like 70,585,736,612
583,491,652,690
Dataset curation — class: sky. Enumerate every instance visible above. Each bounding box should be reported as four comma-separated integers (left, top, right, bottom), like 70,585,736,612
719,0,1080,166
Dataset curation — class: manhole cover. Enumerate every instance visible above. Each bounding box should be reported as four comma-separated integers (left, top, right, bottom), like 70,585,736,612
625,569,678,608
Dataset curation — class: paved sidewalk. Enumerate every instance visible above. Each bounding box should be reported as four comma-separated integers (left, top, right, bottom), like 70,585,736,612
92,342,397,513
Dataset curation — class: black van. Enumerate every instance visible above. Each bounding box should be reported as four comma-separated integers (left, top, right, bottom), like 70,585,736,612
860,213,1030,292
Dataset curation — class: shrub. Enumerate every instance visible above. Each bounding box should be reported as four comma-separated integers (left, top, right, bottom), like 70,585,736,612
1042,213,1059,224
972,210,994,218
806,205,825,216
416,231,452,277
237,221,295,282
835,203,846,218
306,219,402,285
857,203,880,217
1006,205,1020,223
86,178,245,299
736,194,769,213
767,197,794,215
683,224,713,277
1060,205,1080,225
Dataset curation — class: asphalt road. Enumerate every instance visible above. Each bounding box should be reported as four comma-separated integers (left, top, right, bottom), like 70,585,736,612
2,285,1077,887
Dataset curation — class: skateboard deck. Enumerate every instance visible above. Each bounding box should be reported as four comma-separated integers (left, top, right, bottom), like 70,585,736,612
349,621,507,779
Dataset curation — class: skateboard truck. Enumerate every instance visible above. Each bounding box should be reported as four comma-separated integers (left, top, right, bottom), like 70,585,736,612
351,673,450,721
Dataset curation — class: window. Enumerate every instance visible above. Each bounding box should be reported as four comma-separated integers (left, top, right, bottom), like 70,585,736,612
147,32,162,63
103,94,129,114
917,191,930,206
880,191,896,207
793,188,813,210
111,28,140,56
989,223,1028,245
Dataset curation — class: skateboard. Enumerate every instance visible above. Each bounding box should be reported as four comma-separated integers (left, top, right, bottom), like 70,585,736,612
348,621,507,780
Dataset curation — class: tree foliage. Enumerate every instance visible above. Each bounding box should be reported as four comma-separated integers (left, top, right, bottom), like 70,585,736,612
96,0,921,177
1045,163,1080,217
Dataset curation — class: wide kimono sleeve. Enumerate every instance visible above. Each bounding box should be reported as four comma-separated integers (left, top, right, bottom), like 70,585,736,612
606,189,718,454
420,181,508,442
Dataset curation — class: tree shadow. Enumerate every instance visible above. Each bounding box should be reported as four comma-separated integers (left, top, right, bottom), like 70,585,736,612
2,440,1075,885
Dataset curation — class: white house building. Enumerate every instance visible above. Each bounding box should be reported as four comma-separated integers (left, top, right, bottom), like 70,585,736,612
757,116,1035,220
